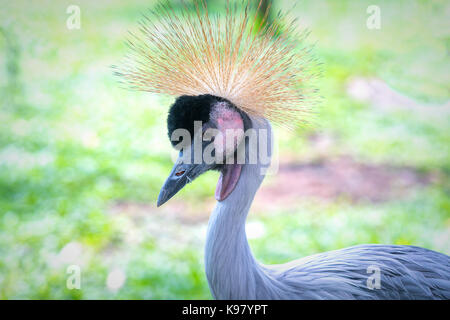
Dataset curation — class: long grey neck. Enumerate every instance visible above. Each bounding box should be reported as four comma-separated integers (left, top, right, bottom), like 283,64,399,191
204,118,283,299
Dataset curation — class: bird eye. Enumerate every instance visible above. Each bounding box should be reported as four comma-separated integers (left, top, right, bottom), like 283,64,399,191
175,170,185,177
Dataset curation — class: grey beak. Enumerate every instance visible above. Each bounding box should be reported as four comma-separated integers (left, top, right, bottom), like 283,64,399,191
157,151,212,207
157,161,192,207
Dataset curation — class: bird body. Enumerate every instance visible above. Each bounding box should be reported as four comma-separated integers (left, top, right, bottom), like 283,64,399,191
205,116,450,299
116,0,450,299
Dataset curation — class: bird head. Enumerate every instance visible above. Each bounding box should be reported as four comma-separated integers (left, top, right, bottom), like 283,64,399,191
157,94,250,206
114,1,317,206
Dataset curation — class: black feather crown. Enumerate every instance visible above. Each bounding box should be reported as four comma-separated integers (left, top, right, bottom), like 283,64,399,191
167,94,238,148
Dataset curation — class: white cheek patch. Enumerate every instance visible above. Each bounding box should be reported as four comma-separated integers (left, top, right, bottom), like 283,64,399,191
210,102,244,158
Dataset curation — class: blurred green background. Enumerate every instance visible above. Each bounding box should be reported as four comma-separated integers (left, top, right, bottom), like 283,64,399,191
0,0,449,299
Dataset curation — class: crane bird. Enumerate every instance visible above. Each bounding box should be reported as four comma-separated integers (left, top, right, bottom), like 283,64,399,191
115,0,450,299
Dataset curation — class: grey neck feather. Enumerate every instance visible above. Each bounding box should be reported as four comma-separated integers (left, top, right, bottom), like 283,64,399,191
204,117,284,299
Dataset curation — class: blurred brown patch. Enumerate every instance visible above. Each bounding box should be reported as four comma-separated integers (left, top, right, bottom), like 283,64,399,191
255,156,436,211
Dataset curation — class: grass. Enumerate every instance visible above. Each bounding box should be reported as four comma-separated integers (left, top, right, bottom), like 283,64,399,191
0,0,449,299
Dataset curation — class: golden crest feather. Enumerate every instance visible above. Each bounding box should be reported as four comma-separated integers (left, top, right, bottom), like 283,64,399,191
115,0,318,128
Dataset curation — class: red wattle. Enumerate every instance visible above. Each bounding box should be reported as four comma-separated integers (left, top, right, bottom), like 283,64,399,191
215,164,242,201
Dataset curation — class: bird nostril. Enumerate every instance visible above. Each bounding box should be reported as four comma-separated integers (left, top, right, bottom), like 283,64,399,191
175,170,185,177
